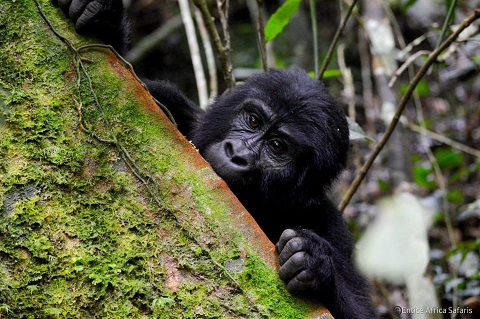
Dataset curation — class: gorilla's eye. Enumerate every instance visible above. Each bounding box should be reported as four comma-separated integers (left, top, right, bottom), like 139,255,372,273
248,114,261,128
269,139,287,155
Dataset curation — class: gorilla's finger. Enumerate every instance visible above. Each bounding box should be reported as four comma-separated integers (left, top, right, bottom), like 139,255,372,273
278,237,304,265
286,270,313,293
275,229,297,253
69,0,90,20
278,251,306,282
76,1,103,30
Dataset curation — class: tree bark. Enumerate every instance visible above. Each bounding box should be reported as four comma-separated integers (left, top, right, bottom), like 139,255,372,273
0,0,330,318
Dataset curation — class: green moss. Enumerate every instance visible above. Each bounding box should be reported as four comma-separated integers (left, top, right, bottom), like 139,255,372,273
241,255,311,318
0,0,323,318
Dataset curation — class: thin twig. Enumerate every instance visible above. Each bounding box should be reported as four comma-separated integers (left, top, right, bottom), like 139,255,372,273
178,0,208,108
337,44,355,119
406,121,480,158
310,0,319,77
339,9,480,212
215,0,235,86
397,34,428,60
248,0,268,71
257,0,268,70
318,0,358,80
388,50,431,87
194,7,218,103
358,32,376,136
435,0,458,49
192,0,235,88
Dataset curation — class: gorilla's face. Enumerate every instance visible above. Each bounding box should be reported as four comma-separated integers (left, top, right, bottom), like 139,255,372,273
194,70,350,204
202,97,299,189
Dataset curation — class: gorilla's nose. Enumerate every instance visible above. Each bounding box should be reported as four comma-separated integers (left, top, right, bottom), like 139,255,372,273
223,139,253,170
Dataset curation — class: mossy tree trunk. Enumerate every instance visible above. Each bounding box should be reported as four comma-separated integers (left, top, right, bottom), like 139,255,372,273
0,1,330,318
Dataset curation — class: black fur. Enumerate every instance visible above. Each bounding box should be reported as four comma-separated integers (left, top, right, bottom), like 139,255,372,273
53,1,377,318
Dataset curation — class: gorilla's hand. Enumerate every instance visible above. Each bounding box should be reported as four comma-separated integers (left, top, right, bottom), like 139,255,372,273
276,229,335,294
52,0,123,31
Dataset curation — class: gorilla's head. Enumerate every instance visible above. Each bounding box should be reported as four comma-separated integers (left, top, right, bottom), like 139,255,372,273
192,69,349,207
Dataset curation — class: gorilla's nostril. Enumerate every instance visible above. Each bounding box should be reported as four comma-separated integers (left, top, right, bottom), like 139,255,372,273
224,141,234,158
231,156,248,167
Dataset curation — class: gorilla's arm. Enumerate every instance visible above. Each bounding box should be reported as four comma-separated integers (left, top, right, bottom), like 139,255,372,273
142,79,204,140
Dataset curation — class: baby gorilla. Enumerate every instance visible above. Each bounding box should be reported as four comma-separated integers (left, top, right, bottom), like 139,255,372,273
53,0,376,317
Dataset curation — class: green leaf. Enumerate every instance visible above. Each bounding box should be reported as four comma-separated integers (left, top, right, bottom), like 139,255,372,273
414,79,430,97
434,148,464,170
400,79,430,96
414,165,436,189
450,167,470,183
307,70,342,79
447,189,464,204
265,0,302,42
433,212,444,224
377,179,390,193
322,69,342,79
